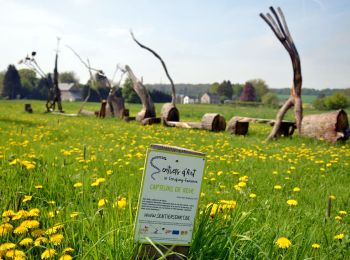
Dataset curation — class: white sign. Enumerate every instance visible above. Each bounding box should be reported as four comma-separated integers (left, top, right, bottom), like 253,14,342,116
134,146,206,245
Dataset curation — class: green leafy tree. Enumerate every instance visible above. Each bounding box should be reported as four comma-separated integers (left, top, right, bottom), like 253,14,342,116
248,79,269,101
262,92,279,108
59,71,79,84
209,82,219,94
232,83,244,99
122,78,140,103
217,80,233,100
0,71,5,96
2,65,22,99
18,69,38,98
325,93,349,109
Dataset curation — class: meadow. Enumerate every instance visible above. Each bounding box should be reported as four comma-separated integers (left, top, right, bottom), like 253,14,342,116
0,100,349,259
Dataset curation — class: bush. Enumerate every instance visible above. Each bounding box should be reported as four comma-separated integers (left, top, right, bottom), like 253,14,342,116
261,92,279,108
313,93,349,110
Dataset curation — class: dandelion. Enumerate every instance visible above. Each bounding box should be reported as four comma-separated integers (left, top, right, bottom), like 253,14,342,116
106,170,113,175
329,195,336,200
5,249,25,258
98,199,107,208
0,223,13,236
274,185,282,190
50,233,64,245
334,233,344,241
60,255,73,260
312,243,320,249
73,182,82,188
28,208,40,217
21,220,40,229
220,200,237,210
339,210,347,216
287,199,298,206
249,193,257,198
276,237,292,249
70,212,79,218
237,182,246,188
116,197,127,209
35,185,43,189
0,242,16,251
293,187,301,192
14,225,28,235
34,237,48,246
41,248,56,259
22,195,32,203
335,216,342,221
19,237,33,247
2,210,15,217
31,229,45,237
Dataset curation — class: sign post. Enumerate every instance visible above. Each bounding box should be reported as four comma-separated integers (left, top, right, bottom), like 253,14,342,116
134,144,206,259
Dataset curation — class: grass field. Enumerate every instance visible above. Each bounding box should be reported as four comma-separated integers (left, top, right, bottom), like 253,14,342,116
277,95,318,104
0,100,349,259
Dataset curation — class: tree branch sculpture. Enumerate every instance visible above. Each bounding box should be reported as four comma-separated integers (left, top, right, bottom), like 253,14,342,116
260,7,302,140
130,31,179,121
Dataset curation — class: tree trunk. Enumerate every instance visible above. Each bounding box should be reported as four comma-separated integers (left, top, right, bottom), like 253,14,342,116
300,109,349,142
124,65,156,121
106,94,126,118
164,113,226,132
260,7,302,140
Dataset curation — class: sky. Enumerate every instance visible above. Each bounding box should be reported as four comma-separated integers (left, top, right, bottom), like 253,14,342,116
0,0,349,89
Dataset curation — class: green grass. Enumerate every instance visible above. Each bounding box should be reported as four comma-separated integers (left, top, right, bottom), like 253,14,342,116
277,94,318,104
0,100,349,259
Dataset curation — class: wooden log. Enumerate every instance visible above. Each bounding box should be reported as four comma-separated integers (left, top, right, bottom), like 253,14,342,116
161,103,180,122
141,117,161,125
124,116,136,122
106,95,126,118
227,116,249,135
164,121,202,129
24,104,33,113
201,113,226,131
300,109,349,142
276,121,296,137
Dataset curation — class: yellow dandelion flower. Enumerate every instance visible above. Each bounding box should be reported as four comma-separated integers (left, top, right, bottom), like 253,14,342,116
335,216,342,221
220,200,237,210
249,193,257,198
60,255,73,260
22,195,32,203
50,234,64,246
0,223,13,236
311,243,320,249
73,182,82,188
276,237,292,249
2,210,15,217
31,229,45,238
21,220,40,229
334,233,344,240
62,248,74,254
19,237,33,247
293,187,301,192
0,242,16,251
287,199,298,206
274,185,282,190
98,199,107,208
41,248,56,259
116,197,127,209
14,226,28,235
339,210,347,216
106,170,113,175
329,195,336,200
5,249,25,258
28,208,40,217
207,203,218,217
200,192,205,197
90,181,99,187
237,182,246,188
12,210,29,220
34,237,48,246
70,212,79,218
35,185,43,189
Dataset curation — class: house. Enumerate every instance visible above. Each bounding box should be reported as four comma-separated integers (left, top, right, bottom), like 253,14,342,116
59,83,82,101
176,94,185,104
201,92,220,104
183,96,198,104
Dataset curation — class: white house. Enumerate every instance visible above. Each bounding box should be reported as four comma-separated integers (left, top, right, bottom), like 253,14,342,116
183,96,198,104
200,92,221,104
59,83,82,101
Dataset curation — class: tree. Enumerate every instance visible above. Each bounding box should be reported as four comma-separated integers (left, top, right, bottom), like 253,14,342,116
209,82,219,94
18,68,38,98
122,77,141,104
59,71,79,84
248,79,269,101
150,89,172,103
325,93,349,109
2,65,22,99
240,82,256,102
262,92,279,108
232,83,244,98
217,80,233,100
0,71,5,96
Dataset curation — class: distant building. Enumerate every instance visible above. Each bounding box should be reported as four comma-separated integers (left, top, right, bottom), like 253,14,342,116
59,83,82,101
176,94,185,104
183,96,198,104
200,92,221,104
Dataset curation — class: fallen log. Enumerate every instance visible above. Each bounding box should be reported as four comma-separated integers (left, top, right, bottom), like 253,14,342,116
300,109,349,142
164,113,226,132
227,116,296,136
24,104,33,113
141,117,162,125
